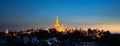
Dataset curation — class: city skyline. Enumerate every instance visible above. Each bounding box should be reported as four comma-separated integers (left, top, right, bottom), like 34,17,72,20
0,0,120,33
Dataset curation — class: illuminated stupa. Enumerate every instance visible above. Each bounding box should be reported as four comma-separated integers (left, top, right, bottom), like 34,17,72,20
4,28,9,36
5,28,9,34
54,16,65,32
54,16,61,31
61,24,65,32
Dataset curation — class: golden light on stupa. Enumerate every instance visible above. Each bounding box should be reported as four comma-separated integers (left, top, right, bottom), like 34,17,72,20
61,24,65,32
54,16,65,32
5,28,9,34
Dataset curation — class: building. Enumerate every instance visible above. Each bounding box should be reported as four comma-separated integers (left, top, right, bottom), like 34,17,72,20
54,16,65,32
5,28,9,34
4,28,9,36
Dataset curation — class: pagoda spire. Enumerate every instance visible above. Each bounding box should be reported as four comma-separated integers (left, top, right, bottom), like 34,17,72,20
61,24,65,32
5,28,9,34
56,16,59,24
54,16,61,31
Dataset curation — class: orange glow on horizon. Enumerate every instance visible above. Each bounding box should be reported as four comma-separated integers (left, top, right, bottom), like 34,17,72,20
60,24,120,33
101,24,120,32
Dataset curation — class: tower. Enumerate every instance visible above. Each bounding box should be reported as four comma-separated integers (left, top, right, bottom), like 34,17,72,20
5,28,9,34
54,16,61,31
5,28,9,36
61,24,65,32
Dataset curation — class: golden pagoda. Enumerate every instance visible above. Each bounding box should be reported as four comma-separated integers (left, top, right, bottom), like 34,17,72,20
4,28,9,36
5,28,9,34
54,16,65,32
54,16,61,31
61,24,65,32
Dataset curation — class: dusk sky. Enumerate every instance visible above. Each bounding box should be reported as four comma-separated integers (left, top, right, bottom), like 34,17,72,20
0,0,120,33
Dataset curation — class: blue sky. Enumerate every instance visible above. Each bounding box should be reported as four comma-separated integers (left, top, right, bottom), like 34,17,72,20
0,0,120,32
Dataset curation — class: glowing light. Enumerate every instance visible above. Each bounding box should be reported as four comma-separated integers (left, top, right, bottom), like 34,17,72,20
5,28,9,34
61,24,65,32
54,16,65,32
